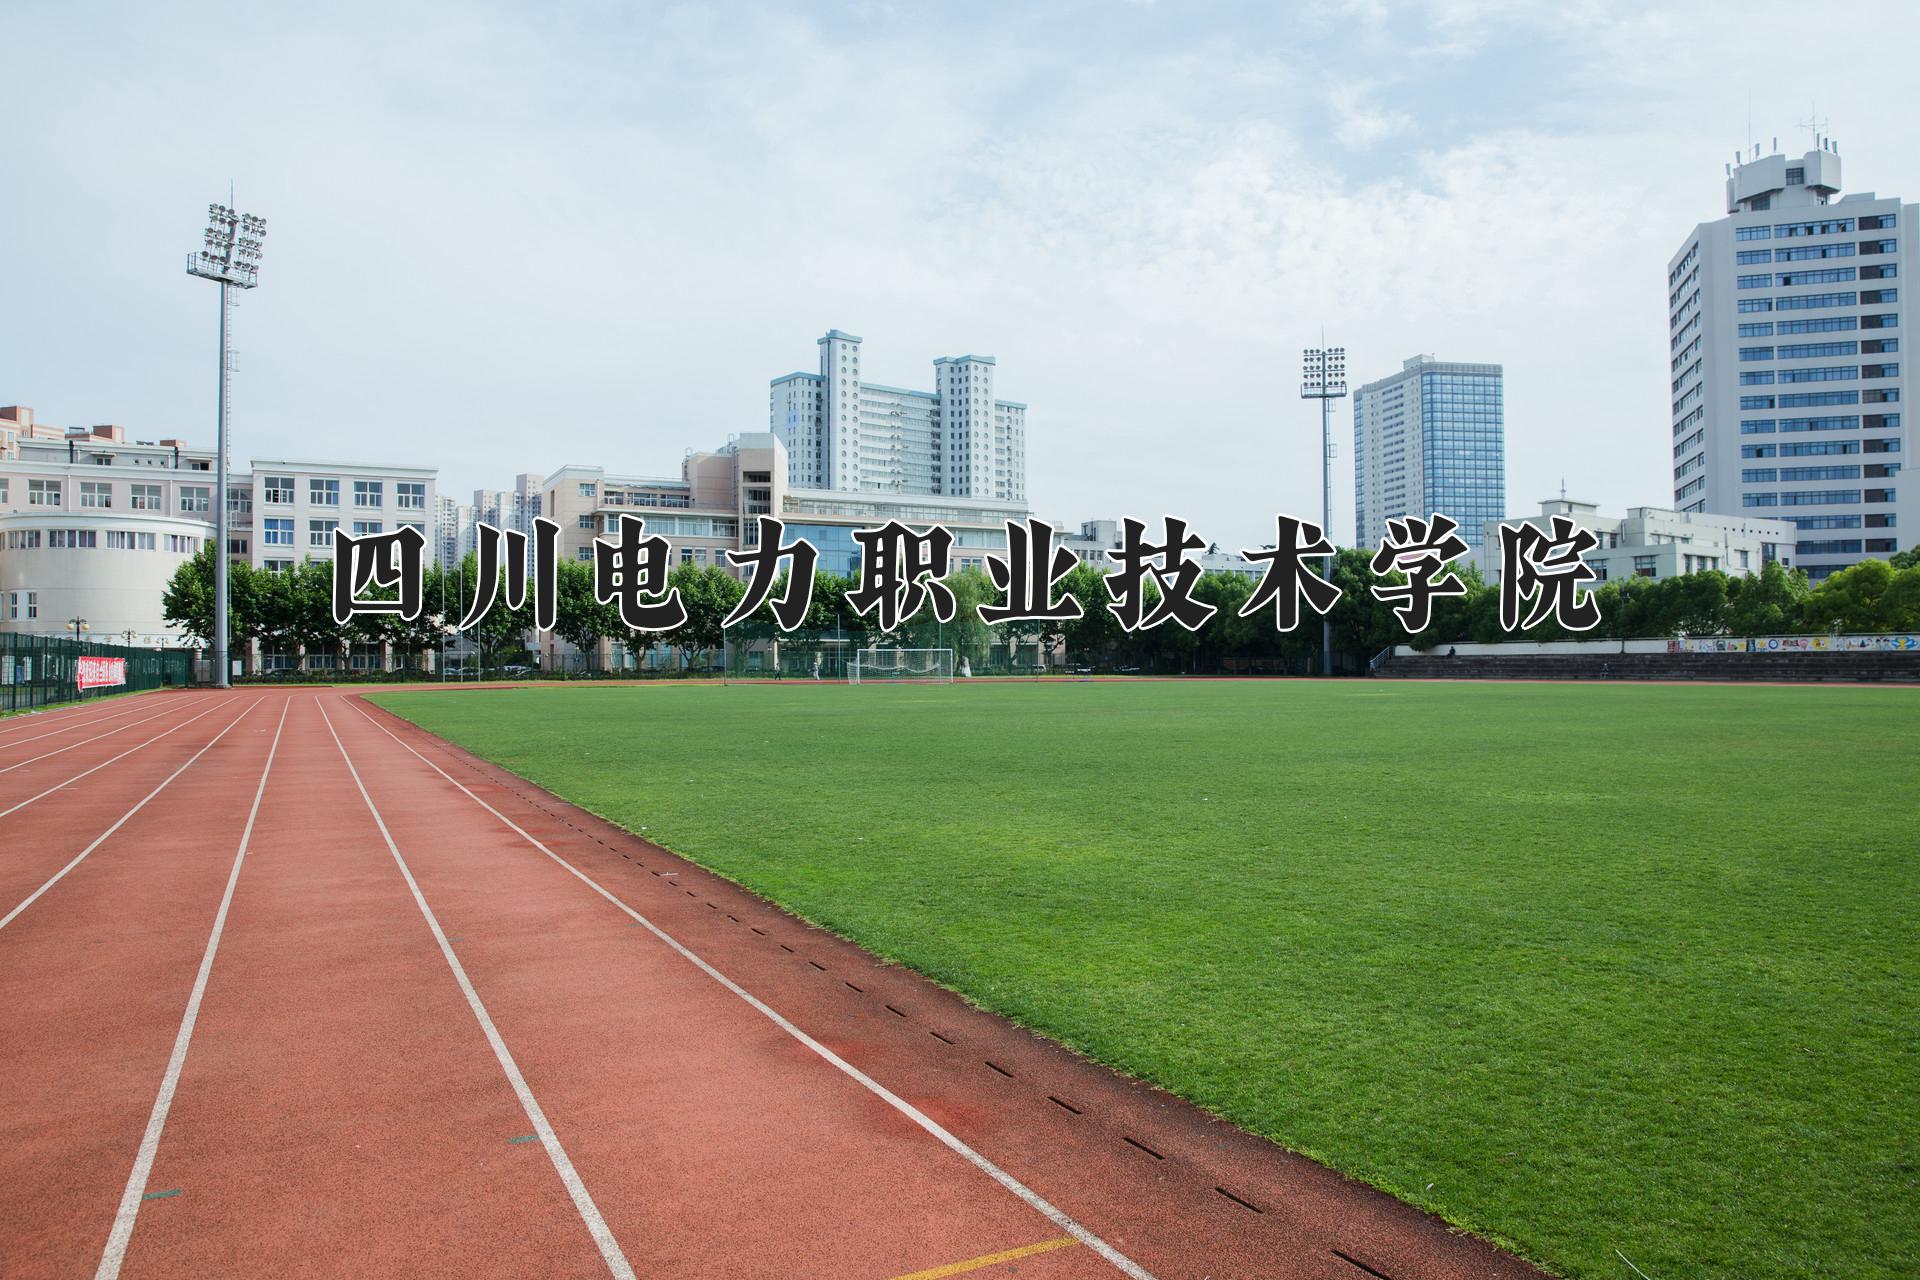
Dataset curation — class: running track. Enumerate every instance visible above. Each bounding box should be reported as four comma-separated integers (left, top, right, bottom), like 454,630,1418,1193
0,688,1545,1280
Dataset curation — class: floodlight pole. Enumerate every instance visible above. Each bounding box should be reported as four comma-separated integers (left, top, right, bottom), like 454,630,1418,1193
186,202,265,689
1300,345,1347,677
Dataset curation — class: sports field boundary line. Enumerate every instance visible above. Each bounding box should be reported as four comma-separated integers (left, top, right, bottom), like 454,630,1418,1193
0,698,264,933
0,696,235,821
93,698,291,1280
347,696,1159,1280
0,693,186,753
0,696,215,776
317,698,638,1280
0,688,167,740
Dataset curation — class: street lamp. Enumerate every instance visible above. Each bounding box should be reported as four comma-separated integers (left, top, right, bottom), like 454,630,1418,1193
69,617,89,644
186,201,267,689
1300,344,1347,677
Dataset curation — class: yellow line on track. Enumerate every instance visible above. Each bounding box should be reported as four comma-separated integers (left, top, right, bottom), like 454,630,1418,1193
884,1235,1080,1279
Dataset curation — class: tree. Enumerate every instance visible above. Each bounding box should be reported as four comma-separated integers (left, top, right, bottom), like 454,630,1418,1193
1803,558,1898,633
554,558,620,672
666,562,745,671
162,545,267,672
1059,561,1119,666
1725,560,1810,636
447,552,534,670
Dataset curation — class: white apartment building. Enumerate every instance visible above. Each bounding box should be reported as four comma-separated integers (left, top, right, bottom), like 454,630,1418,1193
434,493,473,568
1055,518,1261,580
1353,356,1506,554
1478,499,1794,585
1668,139,1912,579
0,409,218,645
233,459,436,574
769,330,1027,504
0,405,442,649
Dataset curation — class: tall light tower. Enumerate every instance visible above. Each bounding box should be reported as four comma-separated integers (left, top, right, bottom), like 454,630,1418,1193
1299,344,1346,677
186,202,265,688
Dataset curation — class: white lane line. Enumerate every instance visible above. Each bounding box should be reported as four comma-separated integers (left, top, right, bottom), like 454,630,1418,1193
351,700,1158,1280
318,699,637,1280
0,697,235,821
93,699,290,1280
0,695,180,752
0,692,163,743
0,699,264,933
0,696,215,775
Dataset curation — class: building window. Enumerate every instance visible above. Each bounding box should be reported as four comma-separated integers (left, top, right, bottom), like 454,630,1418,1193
310,478,340,506
579,482,597,497
1785,166,1804,185
28,479,60,506
128,482,161,511
397,482,426,510
353,480,383,508
310,519,337,548
352,520,383,536
80,481,112,508
262,518,294,546
264,476,294,504
179,486,211,513
578,514,594,529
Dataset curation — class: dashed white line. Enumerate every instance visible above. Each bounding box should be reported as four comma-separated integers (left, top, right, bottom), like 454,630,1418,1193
93,698,290,1280
0,699,263,932
318,698,637,1280
351,699,1158,1280
0,696,236,822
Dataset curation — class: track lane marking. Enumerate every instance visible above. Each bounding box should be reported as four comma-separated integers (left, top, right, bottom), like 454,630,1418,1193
317,698,637,1280
0,697,215,775
886,1235,1080,1279
0,696,236,821
93,699,291,1280
0,691,169,742
0,694,186,752
0,698,265,932
350,699,1159,1280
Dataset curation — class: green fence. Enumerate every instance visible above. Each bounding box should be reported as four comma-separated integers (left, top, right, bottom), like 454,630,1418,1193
0,634,195,714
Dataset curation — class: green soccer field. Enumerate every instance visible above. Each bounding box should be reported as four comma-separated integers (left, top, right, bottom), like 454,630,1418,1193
370,679,1920,1280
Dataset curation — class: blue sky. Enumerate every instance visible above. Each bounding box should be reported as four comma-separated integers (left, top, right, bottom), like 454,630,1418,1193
4,0,1917,548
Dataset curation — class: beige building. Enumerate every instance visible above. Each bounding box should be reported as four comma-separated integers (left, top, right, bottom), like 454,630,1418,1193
539,432,1027,670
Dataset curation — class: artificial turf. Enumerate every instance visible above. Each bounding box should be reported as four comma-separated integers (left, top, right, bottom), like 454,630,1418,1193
370,679,1919,1280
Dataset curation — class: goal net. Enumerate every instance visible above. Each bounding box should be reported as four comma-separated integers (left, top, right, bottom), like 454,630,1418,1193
849,647,955,684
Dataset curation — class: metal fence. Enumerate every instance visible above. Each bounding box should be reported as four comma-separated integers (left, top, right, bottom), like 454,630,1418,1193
0,633,195,713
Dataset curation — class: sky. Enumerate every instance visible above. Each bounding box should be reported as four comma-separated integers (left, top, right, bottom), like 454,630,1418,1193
4,0,1918,550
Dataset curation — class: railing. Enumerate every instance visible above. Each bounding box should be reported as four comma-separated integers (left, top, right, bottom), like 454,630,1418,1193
0,633,195,713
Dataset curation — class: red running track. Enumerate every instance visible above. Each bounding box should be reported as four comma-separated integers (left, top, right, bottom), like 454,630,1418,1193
0,687,1547,1280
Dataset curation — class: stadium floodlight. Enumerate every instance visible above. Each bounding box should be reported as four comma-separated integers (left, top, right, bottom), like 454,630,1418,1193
1300,344,1348,678
186,199,266,688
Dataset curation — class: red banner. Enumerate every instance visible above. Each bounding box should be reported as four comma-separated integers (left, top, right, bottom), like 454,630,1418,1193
76,656,127,690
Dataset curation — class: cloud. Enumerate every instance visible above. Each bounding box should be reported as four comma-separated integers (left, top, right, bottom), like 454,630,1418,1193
2,0,1917,552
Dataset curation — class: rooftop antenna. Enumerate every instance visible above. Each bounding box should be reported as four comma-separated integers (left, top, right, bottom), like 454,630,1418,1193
1799,104,1828,150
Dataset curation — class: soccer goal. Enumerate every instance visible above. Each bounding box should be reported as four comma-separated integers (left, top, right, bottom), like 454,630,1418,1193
848,647,955,684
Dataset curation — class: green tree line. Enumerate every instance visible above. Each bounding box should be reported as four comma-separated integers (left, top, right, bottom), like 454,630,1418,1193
163,544,1920,677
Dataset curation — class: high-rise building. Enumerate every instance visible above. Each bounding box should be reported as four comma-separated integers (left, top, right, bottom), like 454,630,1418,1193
1668,139,1912,579
1352,356,1505,553
473,472,544,574
769,330,1027,504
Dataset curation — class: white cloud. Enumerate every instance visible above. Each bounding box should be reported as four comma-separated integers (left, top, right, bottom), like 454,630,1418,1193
2,0,1917,552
